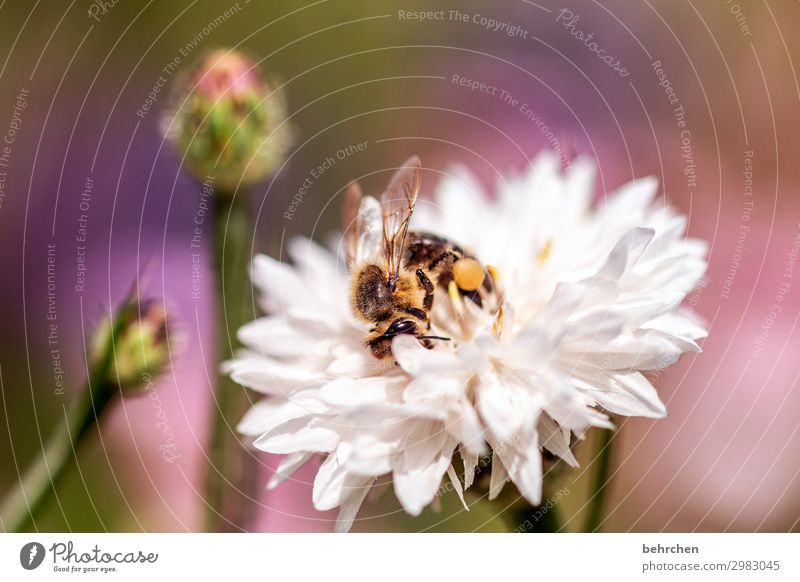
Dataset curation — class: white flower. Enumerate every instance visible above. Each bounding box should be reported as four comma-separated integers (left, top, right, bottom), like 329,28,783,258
230,152,708,531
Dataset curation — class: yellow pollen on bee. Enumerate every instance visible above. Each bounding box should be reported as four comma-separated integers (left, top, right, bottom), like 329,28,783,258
537,239,553,266
453,258,485,291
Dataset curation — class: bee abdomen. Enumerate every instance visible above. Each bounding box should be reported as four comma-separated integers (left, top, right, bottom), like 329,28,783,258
405,230,494,307
405,231,464,268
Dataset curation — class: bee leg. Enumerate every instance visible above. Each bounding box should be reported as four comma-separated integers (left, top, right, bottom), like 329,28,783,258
367,336,394,360
403,306,428,321
415,269,435,310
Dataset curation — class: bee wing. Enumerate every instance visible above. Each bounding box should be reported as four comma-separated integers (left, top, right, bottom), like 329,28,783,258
342,182,383,270
342,182,363,267
380,156,421,287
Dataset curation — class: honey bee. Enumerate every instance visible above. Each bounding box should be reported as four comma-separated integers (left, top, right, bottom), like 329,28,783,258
343,156,496,360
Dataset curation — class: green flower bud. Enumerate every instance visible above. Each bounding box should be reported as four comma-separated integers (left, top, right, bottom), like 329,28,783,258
166,48,292,192
90,299,171,392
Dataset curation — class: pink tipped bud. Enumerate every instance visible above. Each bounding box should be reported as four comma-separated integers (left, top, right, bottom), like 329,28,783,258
90,298,172,392
166,48,292,192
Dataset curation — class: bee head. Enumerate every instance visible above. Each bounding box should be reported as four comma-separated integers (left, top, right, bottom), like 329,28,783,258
384,318,420,338
353,264,395,322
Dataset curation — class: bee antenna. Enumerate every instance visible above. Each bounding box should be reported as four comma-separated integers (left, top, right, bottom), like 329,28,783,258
419,335,450,341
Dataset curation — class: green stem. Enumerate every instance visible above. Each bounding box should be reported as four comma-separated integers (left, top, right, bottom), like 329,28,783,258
488,472,563,533
508,499,562,533
473,453,566,533
0,384,115,532
585,427,615,532
206,192,253,531
0,315,122,532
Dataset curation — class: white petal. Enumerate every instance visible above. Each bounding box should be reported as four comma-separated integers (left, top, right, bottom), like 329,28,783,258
539,414,578,467
632,253,707,296
422,167,488,245
254,417,339,454
598,227,655,281
643,310,708,341
563,156,596,216
610,372,667,417
393,335,460,376
288,237,339,282
238,317,326,358
614,291,686,328
574,371,666,418
344,454,393,476
530,367,605,433
313,453,373,513
325,350,372,376
335,477,375,533
447,464,469,511
461,448,479,490
535,281,588,326
488,453,508,501
497,436,543,506
313,454,346,511
476,371,525,444
237,398,315,437
250,254,309,313
318,376,402,410
393,430,455,516
562,309,625,346
267,452,313,490
344,424,408,476
591,330,692,371
502,326,554,369
229,359,321,394
446,400,487,456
